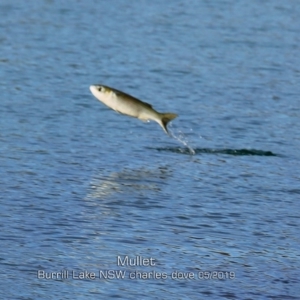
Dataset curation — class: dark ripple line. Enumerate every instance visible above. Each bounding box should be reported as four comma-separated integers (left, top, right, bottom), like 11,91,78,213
152,147,278,156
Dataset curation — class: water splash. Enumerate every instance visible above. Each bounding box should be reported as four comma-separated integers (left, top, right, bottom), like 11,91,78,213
168,123,196,155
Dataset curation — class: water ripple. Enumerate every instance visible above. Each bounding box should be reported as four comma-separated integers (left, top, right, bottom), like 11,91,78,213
152,147,278,156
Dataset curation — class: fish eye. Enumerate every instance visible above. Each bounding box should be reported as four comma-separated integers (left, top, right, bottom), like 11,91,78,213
98,86,103,92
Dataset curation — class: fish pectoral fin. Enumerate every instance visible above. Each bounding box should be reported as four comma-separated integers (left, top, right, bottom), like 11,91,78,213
114,109,123,115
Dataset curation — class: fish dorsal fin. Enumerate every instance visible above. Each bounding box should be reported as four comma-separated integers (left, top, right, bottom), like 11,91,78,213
142,101,153,109
113,88,153,108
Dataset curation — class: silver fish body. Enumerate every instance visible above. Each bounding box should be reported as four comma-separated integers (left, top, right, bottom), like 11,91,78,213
89,84,177,135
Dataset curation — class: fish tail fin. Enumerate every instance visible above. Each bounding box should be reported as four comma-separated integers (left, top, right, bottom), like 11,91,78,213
159,113,178,135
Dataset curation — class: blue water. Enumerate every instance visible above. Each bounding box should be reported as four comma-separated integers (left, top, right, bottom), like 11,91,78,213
1,0,300,299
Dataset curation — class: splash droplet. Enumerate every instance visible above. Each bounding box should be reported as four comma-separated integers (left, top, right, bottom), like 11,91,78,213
168,123,195,155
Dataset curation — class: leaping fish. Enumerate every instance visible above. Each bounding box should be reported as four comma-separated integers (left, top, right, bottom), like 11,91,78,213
89,84,177,135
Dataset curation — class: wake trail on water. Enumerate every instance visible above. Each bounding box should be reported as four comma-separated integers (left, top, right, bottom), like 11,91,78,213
164,124,278,157
168,123,196,155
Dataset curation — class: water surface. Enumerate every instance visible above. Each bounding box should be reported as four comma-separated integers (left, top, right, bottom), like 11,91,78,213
1,0,299,299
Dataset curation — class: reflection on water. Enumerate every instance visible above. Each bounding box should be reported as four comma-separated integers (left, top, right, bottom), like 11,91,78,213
86,166,171,200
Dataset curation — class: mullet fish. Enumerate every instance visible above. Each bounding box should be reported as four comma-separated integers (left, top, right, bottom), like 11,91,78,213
90,84,177,135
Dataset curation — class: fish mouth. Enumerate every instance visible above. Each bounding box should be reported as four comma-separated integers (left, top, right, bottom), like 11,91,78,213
90,85,99,97
90,85,98,94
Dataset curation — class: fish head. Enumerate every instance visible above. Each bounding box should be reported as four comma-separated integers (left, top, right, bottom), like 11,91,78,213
89,84,112,99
